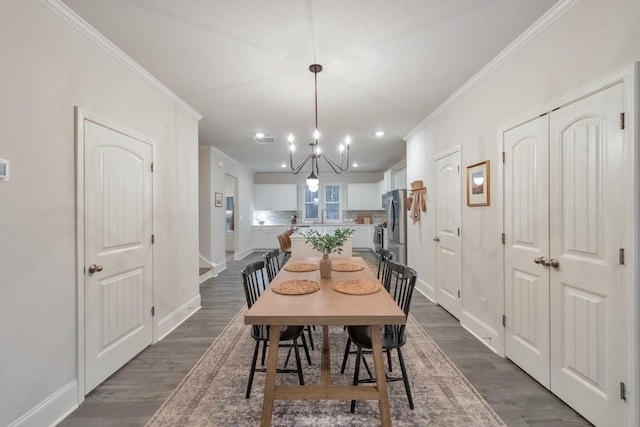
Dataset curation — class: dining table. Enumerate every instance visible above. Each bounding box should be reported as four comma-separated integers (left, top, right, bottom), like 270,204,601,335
244,256,406,427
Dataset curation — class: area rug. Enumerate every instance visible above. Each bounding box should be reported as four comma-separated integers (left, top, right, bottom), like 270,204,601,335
146,308,506,427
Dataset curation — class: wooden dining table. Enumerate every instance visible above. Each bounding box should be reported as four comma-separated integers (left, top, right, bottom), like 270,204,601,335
244,256,406,427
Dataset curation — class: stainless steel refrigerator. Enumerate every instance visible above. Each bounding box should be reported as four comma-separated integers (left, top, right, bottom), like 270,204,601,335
383,189,407,264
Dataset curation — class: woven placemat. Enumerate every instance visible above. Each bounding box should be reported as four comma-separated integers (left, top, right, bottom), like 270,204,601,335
332,279,381,295
283,262,319,272
332,262,365,272
271,279,321,295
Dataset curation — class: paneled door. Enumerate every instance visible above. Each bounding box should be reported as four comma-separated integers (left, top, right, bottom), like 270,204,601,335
548,83,624,427
503,83,625,426
84,118,154,392
503,115,550,388
435,150,462,318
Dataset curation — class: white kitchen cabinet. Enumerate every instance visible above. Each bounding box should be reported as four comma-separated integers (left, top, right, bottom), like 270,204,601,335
347,183,381,210
253,226,289,249
254,184,298,210
348,225,374,249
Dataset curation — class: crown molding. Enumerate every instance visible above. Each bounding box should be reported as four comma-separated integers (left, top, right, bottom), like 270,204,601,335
38,0,203,121
404,0,582,140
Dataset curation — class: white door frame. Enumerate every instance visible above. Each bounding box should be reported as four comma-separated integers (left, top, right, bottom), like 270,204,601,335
497,63,638,426
75,107,157,401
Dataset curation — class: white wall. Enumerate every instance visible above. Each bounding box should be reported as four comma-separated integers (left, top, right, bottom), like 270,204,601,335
199,147,255,273
406,0,640,353
0,1,201,425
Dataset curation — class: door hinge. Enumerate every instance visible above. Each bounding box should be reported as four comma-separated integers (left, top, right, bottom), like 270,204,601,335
457,166,460,174
151,234,155,244
501,233,505,244
620,382,627,401
502,151,505,163
150,162,155,172
619,248,625,265
151,306,155,316
457,227,460,236
457,290,461,298
502,314,506,327
620,112,625,130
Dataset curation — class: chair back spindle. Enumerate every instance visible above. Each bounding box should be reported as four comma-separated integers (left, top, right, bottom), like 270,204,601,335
263,249,281,282
241,260,268,309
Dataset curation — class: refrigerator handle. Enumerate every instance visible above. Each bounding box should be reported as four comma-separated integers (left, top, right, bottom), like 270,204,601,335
390,200,396,233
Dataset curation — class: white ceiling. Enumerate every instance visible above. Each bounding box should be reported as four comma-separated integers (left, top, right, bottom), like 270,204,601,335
62,0,558,173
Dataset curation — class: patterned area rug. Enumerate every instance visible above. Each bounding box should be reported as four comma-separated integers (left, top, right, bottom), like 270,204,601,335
146,308,506,427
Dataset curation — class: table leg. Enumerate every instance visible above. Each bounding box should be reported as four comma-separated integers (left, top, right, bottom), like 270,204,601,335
261,325,281,427
370,325,392,427
321,325,330,386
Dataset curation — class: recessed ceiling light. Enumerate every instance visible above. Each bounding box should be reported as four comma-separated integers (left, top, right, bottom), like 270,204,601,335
255,132,265,138
375,131,384,137
352,162,359,168
280,163,287,168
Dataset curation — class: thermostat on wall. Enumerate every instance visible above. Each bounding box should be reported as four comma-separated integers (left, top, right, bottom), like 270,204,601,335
0,159,9,181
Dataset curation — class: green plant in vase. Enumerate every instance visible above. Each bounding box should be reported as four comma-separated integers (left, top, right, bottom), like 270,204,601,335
302,228,354,278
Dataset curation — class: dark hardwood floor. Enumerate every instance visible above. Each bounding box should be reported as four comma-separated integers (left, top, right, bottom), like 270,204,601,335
60,251,590,426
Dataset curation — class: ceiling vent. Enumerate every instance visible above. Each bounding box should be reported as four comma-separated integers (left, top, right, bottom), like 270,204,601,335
253,136,277,144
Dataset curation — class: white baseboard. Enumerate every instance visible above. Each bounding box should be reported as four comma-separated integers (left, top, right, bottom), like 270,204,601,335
156,294,201,342
460,309,501,355
198,269,213,284
415,277,436,303
212,260,227,277
234,248,253,260
8,380,78,427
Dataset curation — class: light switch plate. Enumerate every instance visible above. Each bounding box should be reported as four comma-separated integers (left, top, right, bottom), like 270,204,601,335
0,159,9,181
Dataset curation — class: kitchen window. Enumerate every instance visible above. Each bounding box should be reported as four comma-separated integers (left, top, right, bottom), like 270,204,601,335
302,184,342,222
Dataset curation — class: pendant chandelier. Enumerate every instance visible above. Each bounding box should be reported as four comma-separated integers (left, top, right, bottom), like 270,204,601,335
288,64,350,193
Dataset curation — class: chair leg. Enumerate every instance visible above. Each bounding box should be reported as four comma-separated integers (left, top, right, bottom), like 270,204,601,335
260,340,267,366
350,346,362,413
246,340,261,398
340,337,352,374
284,346,292,368
396,347,414,410
386,348,393,372
293,337,304,386
306,325,315,350
300,332,312,365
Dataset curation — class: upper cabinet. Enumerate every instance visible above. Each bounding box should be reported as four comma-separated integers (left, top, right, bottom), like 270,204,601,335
254,184,298,210
347,183,382,210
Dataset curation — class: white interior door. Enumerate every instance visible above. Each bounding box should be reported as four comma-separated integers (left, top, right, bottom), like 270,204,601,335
84,119,153,392
503,115,551,388
548,83,624,427
435,150,462,318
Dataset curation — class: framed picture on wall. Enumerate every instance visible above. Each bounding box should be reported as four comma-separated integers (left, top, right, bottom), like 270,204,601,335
215,192,223,207
466,160,490,206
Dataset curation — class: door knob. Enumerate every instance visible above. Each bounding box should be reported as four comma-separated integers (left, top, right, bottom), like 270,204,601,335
543,258,560,268
433,237,440,242
533,256,548,265
88,264,103,274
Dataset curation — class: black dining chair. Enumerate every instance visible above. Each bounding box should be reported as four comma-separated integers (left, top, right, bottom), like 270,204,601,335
345,260,417,412
241,259,307,398
340,247,394,363
263,248,316,353
263,248,282,282
376,247,394,285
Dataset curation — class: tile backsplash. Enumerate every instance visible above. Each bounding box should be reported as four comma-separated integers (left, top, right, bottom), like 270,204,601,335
253,210,386,225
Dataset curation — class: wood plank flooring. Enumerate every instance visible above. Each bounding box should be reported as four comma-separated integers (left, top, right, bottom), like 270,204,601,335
60,251,591,426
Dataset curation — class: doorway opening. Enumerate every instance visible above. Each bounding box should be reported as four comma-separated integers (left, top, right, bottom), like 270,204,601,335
225,174,238,261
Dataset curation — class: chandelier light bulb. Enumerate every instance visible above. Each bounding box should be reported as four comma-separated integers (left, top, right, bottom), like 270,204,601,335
339,143,345,153
289,143,295,152
344,135,351,145
315,146,321,155
287,133,294,143
313,129,320,140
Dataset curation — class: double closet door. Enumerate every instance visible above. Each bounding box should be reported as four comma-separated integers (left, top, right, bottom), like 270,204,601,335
503,83,625,427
